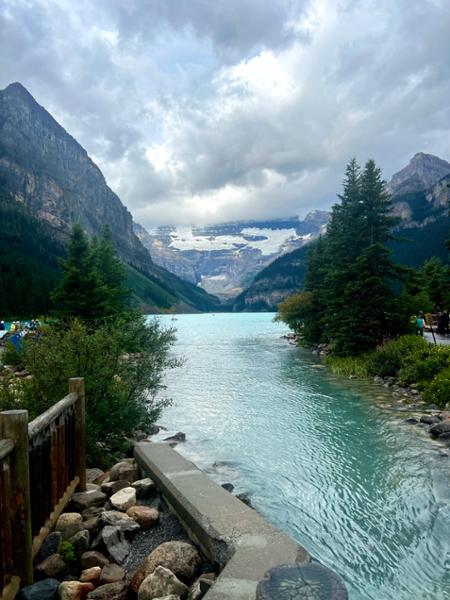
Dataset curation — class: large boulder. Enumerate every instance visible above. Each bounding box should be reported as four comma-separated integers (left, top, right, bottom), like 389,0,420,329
429,421,450,437
71,490,107,512
110,487,136,512
86,582,128,600
58,581,95,600
17,579,59,600
34,554,66,579
55,513,83,540
138,566,188,600
109,460,139,483
80,551,110,570
131,542,201,592
127,506,159,529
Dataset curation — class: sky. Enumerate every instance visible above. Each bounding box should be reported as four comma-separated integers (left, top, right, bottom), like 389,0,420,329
1,0,450,227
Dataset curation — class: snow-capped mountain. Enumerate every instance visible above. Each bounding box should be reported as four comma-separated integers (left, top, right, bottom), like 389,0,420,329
134,212,329,298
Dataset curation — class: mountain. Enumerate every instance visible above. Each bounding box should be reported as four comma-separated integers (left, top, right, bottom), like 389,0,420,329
0,82,219,313
134,211,329,299
233,153,450,311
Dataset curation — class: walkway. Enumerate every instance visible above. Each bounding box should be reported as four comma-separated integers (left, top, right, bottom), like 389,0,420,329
424,331,450,346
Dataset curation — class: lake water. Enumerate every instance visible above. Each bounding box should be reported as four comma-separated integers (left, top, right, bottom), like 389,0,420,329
152,312,450,600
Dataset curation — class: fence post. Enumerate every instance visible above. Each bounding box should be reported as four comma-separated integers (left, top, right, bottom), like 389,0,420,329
0,410,33,586
69,377,87,492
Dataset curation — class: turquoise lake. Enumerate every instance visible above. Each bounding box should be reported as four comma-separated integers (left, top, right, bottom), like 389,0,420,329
152,312,450,600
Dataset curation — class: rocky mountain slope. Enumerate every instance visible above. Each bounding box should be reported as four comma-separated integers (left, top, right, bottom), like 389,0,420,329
134,212,329,299
0,82,219,313
233,153,450,311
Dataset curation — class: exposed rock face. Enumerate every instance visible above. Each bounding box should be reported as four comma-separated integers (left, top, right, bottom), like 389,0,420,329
0,82,151,273
386,152,450,196
134,213,329,299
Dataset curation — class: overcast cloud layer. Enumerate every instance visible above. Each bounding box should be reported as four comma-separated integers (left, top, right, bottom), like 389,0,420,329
1,0,450,226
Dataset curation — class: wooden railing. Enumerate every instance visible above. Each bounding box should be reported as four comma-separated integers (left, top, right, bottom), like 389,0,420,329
0,378,86,600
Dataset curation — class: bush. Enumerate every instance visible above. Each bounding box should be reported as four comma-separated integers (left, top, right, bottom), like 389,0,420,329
398,346,450,387
0,315,180,466
422,367,450,408
365,335,428,377
325,355,369,378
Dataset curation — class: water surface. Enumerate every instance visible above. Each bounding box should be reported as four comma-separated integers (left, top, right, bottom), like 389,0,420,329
152,312,450,600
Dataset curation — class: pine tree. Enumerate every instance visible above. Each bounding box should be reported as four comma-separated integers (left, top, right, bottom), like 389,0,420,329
52,224,103,321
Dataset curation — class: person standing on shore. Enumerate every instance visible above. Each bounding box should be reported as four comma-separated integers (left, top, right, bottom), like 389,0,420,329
416,312,425,336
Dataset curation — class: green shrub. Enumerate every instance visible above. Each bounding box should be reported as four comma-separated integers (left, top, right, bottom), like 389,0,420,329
0,315,180,466
398,346,450,387
365,335,428,377
325,355,369,378
422,367,450,408
58,541,75,563
1,342,23,366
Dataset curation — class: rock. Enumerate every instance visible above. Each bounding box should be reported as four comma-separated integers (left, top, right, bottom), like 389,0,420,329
101,526,130,563
86,468,105,484
373,376,384,384
110,487,136,511
101,480,130,497
236,492,253,507
164,432,186,443
187,573,216,599
34,554,66,579
98,563,125,585
71,490,107,512
403,417,418,424
82,507,105,520
80,567,101,583
438,431,450,440
68,529,90,558
256,563,348,600
147,424,161,435
109,460,139,483
86,582,128,600
80,551,110,570
429,421,450,437
420,415,441,425
37,531,63,562
17,578,60,600
127,506,159,529
98,510,140,533
131,477,157,498
83,517,99,532
131,541,201,592
58,581,95,600
55,513,83,540
221,483,234,493
138,566,189,600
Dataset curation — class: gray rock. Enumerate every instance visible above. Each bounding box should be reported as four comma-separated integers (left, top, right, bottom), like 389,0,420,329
98,563,126,585
102,526,130,564
221,483,234,493
164,432,186,443
138,566,189,599
429,421,450,437
86,468,105,484
71,489,107,511
403,417,418,424
98,510,140,533
109,460,139,483
82,506,105,520
55,513,83,540
86,582,128,600
58,581,95,599
80,566,102,584
127,506,159,530
420,415,441,425
256,563,348,600
131,478,157,499
68,529,90,558
16,578,59,600
110,487,136,511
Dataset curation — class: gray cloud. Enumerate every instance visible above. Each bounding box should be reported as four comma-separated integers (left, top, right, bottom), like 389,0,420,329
1,0,449,227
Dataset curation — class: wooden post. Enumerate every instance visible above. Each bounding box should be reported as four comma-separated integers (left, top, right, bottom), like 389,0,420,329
0,410,33,586
69,378,86,492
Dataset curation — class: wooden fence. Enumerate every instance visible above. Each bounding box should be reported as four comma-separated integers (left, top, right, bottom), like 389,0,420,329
0,378,86,600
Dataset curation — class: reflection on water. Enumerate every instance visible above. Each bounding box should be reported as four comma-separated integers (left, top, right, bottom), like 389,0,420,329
150,312,450,600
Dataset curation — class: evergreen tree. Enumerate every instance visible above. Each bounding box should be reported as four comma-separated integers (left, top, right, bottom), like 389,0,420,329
52,224,103,321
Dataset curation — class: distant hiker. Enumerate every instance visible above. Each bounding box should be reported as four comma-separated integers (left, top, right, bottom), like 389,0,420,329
440,310,449,336
416,312,425,336
0,321,5,330
10,321,16,332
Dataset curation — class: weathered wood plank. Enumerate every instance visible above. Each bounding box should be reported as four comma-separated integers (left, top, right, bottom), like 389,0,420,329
0,439,14,462
0,575,20,600
28,393,77,440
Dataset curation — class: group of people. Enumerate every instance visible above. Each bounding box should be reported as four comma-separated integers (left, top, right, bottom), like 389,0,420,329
0,319,40,337
415,311,449,336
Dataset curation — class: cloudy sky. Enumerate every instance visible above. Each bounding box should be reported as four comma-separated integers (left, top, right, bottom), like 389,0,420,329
1,0,449,227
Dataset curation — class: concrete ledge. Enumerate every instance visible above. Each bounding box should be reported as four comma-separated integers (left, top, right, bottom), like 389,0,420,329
135,442,310,599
